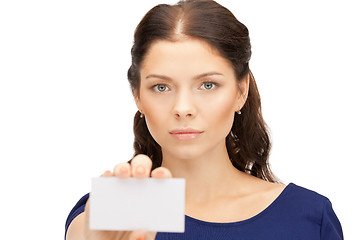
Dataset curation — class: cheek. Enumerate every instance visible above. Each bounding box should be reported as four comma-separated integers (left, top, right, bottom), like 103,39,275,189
204,93,237,134
142,100,169,141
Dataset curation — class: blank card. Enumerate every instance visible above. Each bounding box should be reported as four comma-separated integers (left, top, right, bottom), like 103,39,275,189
89,177,185,232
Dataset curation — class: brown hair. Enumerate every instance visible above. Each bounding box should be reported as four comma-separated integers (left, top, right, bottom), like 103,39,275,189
127,0,278,182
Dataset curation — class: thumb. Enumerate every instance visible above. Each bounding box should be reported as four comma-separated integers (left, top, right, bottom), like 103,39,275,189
129,230,156,240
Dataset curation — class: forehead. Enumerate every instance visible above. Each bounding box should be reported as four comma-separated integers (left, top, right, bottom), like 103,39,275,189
140,39,234,76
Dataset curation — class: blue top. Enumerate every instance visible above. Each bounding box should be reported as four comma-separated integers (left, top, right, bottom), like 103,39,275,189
65,183,343,239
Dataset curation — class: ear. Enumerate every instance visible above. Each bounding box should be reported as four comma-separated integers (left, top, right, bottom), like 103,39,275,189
236,74,250,110
133,90,143,113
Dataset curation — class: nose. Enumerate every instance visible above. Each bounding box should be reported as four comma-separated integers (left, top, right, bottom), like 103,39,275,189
172,89,196,119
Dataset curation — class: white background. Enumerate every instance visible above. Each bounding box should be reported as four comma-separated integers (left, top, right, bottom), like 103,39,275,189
0,0,359,239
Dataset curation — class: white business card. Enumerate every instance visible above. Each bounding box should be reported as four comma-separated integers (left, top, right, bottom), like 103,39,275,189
89,177,185,232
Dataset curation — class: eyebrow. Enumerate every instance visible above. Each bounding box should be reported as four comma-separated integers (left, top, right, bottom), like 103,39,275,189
145,72,224,80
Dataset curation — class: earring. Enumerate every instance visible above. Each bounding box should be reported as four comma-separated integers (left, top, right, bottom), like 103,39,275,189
237,110,241,115
139,111,144,118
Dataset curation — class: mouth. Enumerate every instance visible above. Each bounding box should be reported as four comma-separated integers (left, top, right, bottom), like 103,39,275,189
169,128,204,140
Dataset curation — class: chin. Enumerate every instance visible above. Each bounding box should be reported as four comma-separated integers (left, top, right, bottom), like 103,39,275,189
163,145,204,161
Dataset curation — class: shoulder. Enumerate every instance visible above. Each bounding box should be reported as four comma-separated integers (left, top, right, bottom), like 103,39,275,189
275,183,333,223
235,174,330,210
281,183,343,238
284,183,330,206
65,193,90,236
242,178,332,220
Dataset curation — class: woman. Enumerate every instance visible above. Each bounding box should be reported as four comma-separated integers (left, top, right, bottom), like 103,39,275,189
65,0,343,239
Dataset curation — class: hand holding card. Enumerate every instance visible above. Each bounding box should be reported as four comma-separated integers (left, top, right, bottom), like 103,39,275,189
78,154,184,240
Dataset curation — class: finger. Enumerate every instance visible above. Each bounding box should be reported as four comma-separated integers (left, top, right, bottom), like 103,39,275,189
128,230,156,240
151,167,172,179
130,154,152,179
113,162,131,179
145,231,157,240
100,170,113,177
129,230,146,240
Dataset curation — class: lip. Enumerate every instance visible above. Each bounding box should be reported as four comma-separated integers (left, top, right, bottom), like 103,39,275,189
169,128,204,140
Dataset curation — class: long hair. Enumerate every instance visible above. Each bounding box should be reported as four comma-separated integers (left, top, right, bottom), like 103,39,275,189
127,0,278,182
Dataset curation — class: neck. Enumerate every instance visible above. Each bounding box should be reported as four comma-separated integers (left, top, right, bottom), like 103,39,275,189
161,143,244,203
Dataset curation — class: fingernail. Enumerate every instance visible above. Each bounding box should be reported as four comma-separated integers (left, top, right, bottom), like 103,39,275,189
101,170,111,176
156,169,164,175
136,232,146,240
135,165,146,175
120,165,128,174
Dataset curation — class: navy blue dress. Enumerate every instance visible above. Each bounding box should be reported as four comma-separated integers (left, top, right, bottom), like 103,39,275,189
65,183,343,239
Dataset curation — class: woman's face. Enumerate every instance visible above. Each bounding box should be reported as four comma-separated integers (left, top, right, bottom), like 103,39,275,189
135,39,248,161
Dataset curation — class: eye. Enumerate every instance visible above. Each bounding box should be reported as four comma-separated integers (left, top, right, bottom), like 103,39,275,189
200,82,217,90
153,84,169,92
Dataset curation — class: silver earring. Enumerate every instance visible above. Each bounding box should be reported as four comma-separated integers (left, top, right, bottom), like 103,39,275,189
139,111,144,118
237,110,241,115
